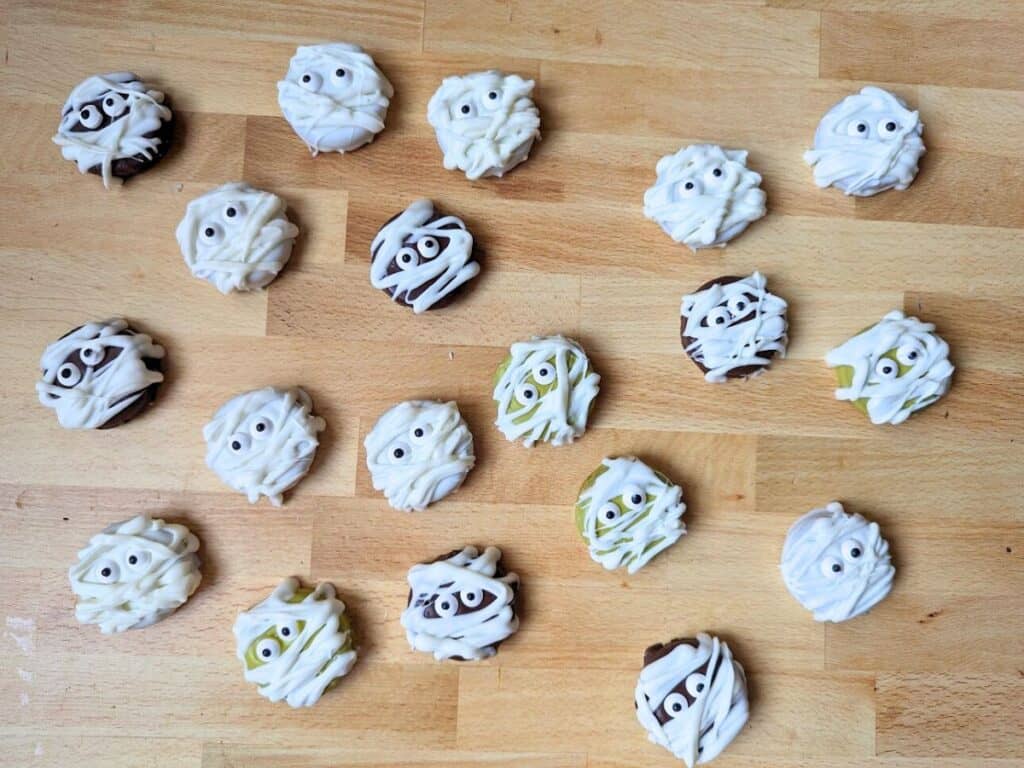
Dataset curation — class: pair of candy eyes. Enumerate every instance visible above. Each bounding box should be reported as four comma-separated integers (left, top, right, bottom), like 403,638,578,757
704,296,756,328
297,67,351,93
512,363,557,405
74,93,129,129
255,621,301,661
395,237,443,270
452,89,503,119
674,167,726,199
55,343,111,386
431,589,486,618
820,539,866,578
598,485,648,522
845,118,901,139
90,550,153,583
873,343,924,380
199,203,249,245
661,673,709,716
386,423,436,462
228,418,275,454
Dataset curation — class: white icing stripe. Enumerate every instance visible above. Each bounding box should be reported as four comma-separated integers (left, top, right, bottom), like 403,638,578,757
493,335,600,448
52,72,171,189
427,70,541,180
401,546,519,661
804,86,925,197
365,400,475,512
635,633,749,768
177,182,298,294
578,457,686,574
203,387,325,506
36,318,165,429
278,43,393,155
780,502,895,623
680,271,788,383
234,577,357,708
370,199,480,313
643,144,766,250
825,310,953,425
69,515,201,634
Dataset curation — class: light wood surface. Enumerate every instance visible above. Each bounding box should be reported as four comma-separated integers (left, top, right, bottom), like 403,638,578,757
1,2,1023,767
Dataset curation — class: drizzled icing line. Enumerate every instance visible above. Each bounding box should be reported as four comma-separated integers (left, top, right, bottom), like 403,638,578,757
401,546,519,661
493,335,600,448
370,199,480,313
680,271,788,383
177,182,299,294
577,457,686,574
69,514,201,634
365,400,475,512
780,502,895,623
234,577,357,708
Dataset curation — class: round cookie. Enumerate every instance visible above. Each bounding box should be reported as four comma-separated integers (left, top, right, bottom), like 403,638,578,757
234,577,357,708
176,182,299,294
804,86,925,197
825,310,953,425
635,633,749,767
493,335,600,448
68,514,201,634
277,42,393,155
52,72,173,189
427,70,541,180
203,386,325,506
36,318,165,430
680,271,788,382
401,546,519,661
780,501,895,623
643,144,766,250
370,199,481,313
575,457,686,574
365,400,475,512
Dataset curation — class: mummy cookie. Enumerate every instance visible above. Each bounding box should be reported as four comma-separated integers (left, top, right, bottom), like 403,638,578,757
36,318,165,429
493,335,600,448
401,546,519,661
576,457,686,574
204,387,325,506
680,272,788,382
636,633,749,767
370,199,480,313
644,144,766,250
805,86,925,197
176,182,299,294
365,400,475,512
780,502,895,623
52,72,173,189
427,70,541,180
234,577,357,708
826,310,953,425
69,514,201,634
278,42,393,155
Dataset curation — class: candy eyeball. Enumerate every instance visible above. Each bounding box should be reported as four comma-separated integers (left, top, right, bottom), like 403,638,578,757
299,71,322,92
256,637,281,662
841,539,864,561
101,92,127,118
874,357,899,379
663,692,688,717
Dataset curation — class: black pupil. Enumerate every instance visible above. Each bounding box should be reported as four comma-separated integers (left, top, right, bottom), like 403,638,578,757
540,368,548,376
204,227,215,237
697,683,704,692
716,317,726,324
441,602,449,610
302,74,311,82
684,181,694,189
909,351,917,359
82,108,91,117
414,428,423,437
101,567,111,577
61,368,71,378
256,422,265,432
466,593,475,600
672,702,681,711
262,648,271,657
105,98,113,105
886,121,896,131
488,91,497,99
461,105,470,114
336,68,345,77
128,555,137,564
281,627,290,636
524,390,534,399
857,123,867,132
632,495,642,504
713,168,722,177
226,207,236,217
606,510,615,519
394,448,404,458
832,563,842,573
851,548,861,558
231,440,241,450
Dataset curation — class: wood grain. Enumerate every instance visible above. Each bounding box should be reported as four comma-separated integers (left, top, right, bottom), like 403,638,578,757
1,2,1022,767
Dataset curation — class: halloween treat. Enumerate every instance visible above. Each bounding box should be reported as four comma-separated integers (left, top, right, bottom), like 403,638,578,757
234,577,357,708
780,501,895,623
575,456,686,574
52,72,173,188
177,182,299,294
805,86,925,197
69,514,201,634
401,546,519,661
36,318,165,429
680,271,788,382
370,199,480,313
365,400,475,512
278,42,393,155
826,310,953,425
493,335,600,447
427,70,541,180
204,386,325,506
635,633,749,766
643,144,766,250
